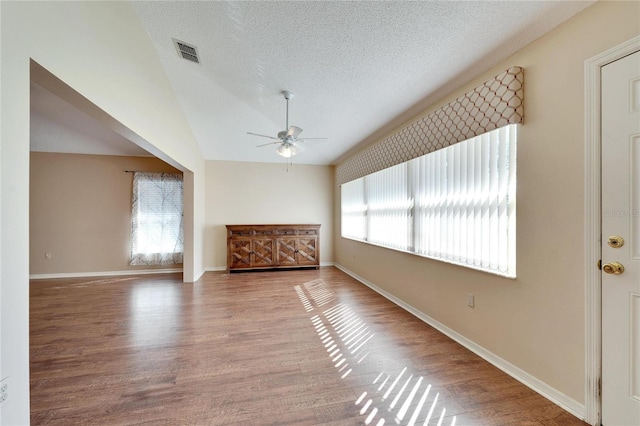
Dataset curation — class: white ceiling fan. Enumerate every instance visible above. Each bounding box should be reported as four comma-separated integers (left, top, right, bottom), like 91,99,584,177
247,90,326,158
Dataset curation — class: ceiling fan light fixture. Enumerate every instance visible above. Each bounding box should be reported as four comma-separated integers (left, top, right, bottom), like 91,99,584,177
277,143,297,158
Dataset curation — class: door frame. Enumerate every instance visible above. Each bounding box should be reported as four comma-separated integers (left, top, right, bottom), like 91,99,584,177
585,35,640,426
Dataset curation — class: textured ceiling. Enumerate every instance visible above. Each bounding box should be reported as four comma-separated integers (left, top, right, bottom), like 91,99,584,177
30,1,595,165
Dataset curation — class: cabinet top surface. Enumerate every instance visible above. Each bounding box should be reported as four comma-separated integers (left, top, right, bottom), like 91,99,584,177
226,224,320,228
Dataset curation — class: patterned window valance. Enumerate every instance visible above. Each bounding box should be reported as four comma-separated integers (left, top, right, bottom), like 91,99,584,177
336,66,524,185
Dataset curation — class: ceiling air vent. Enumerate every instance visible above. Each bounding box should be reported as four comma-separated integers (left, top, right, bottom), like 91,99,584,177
173,39,200,64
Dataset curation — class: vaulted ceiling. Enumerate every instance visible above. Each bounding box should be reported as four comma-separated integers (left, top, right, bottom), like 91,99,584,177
30,1,594,165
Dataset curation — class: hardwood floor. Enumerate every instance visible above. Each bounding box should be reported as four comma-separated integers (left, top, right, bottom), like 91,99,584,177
30,267,586,425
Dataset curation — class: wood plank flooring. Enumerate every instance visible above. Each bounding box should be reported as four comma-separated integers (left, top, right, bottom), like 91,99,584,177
30,267,587,425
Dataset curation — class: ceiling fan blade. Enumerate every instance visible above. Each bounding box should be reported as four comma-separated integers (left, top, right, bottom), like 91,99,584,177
286,126,303,139
247,132,280,140
296,138,327,145
291,142,306,152
256,141,281,147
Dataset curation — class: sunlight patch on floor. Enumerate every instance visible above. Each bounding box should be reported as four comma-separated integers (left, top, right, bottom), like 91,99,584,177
294,285,313,312
304,278,336,306
296,282,456,425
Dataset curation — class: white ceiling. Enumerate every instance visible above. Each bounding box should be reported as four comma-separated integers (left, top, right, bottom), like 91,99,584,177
30,82,152,157
30,1,594,165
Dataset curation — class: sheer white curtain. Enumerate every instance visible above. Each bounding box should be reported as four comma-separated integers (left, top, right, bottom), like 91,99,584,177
130,172,184,266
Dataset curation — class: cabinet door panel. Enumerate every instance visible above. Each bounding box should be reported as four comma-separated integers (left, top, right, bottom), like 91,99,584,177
297,237,318,265
277,238,297,265
253,239,274,267
230,239,251,269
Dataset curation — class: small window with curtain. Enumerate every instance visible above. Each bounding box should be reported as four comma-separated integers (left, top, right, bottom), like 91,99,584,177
341,124,517,277
130,172,184,266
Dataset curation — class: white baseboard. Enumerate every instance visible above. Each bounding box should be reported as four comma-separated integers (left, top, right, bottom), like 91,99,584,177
334,263,586,421
204,266,226,272
30,268,183,280
193,268,207,282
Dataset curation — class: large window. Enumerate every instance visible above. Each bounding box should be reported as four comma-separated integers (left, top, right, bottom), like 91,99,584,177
130,172,184,266
341,125,517,277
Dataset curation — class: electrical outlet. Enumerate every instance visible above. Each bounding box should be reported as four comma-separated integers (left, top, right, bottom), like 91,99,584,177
467,293,475,308
0,376,9,407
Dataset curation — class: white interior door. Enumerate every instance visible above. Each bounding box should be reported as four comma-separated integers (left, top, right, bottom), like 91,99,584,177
602,50,640,426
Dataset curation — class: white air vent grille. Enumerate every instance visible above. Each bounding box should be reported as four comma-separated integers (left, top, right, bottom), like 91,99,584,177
173,39,200,64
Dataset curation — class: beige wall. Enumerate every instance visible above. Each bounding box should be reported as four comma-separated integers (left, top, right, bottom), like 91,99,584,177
30,152,181,275
334,0,639,408
205,160,334,269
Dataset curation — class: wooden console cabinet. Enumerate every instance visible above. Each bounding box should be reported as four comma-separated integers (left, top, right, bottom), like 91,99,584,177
226,224,320,272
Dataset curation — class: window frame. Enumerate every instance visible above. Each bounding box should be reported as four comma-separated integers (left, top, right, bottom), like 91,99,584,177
340,125,517,278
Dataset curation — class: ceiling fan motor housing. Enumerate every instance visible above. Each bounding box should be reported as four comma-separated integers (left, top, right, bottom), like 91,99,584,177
282,90,293,100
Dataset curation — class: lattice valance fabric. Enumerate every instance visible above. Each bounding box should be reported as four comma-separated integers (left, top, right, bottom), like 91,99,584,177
336,66,524,185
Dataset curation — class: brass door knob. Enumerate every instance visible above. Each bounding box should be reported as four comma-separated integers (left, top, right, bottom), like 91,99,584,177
603,261,624,275
607,236,625,248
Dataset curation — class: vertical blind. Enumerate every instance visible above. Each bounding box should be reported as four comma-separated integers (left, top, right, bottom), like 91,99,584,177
341,177,366,241
341,124,517,277
368,162,411,250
